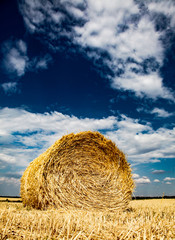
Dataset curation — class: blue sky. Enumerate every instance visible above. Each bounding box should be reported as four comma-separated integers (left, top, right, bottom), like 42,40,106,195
0,0,175,197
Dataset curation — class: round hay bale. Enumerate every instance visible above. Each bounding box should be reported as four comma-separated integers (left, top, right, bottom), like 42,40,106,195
21,131,134,210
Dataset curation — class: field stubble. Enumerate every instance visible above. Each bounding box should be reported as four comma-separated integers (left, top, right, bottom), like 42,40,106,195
0,199,174,240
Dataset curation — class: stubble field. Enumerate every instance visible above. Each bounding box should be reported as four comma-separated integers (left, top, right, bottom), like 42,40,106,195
0,198,175,240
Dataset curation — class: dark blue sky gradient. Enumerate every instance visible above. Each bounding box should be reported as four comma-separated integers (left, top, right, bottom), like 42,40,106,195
0,0,175,196
0,0,174,122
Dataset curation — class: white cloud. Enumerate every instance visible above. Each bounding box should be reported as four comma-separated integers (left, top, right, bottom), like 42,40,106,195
112,72,170,99
154,179,160,183
165,182,171,185
1,82,18,94
151,108,174,118
0,107,117,166
18,0,69,36
133,173,140,179
0,147,38,167
29,54,52,70
135,176,151,184
74,6,174,100
2,39,28,77
1,39,52,80
0,107,117,137
0,177,20,185
74,2,171,100
106,115,175,164
0,107,175,168
0,153,16,163
18,0,175,100
152,170,165,174
17,39,27,53
75,0,139,50
137,107,174,118
164,177,175,181
67,5,85,19
148,0,175,28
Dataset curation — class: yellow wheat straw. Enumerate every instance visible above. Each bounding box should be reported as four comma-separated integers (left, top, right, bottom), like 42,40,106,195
20,131,134,210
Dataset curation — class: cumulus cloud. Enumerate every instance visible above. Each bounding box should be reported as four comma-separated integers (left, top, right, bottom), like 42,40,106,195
0,107,117,166
18,0,175,100
106,115,175,164
132,173,151,184
151,108,174,118
135,176,151,184
164,177,175,181
153,179,160,183
1,39,52,79
133,173,140,179
0,107,175,168
1,107,175,195
165,182,171,185
152,170,165,174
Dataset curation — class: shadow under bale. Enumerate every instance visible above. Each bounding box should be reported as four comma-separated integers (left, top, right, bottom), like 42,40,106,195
21,131,134,210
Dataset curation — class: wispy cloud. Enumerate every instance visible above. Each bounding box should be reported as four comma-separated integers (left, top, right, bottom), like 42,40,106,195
137,107,174,118
0,176,20,197
27,54,53,72
164,177,175,181
2,171,23,179
106,115,175,164
18,0,175,100
2,39,28,77
34,54,52,70
1,82,18,94
0,177,20,185
0,176,20,196
1,39,52,79
152,170,165,174
151,108,174,118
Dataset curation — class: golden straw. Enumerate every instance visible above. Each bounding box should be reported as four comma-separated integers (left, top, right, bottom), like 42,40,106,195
21,131,134,210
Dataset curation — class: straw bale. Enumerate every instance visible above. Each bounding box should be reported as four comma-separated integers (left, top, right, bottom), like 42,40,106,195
21,131,134,210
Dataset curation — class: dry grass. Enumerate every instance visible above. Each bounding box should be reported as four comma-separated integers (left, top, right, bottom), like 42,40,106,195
21,131,134,210
0,198,21,202
0,198,174,239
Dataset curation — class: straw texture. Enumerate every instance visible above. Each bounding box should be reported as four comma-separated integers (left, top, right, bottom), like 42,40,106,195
21,131,134,210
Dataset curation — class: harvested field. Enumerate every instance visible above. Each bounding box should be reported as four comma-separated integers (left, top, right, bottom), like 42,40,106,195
0,197,21,202
21,131,134,210
0,198,174,239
